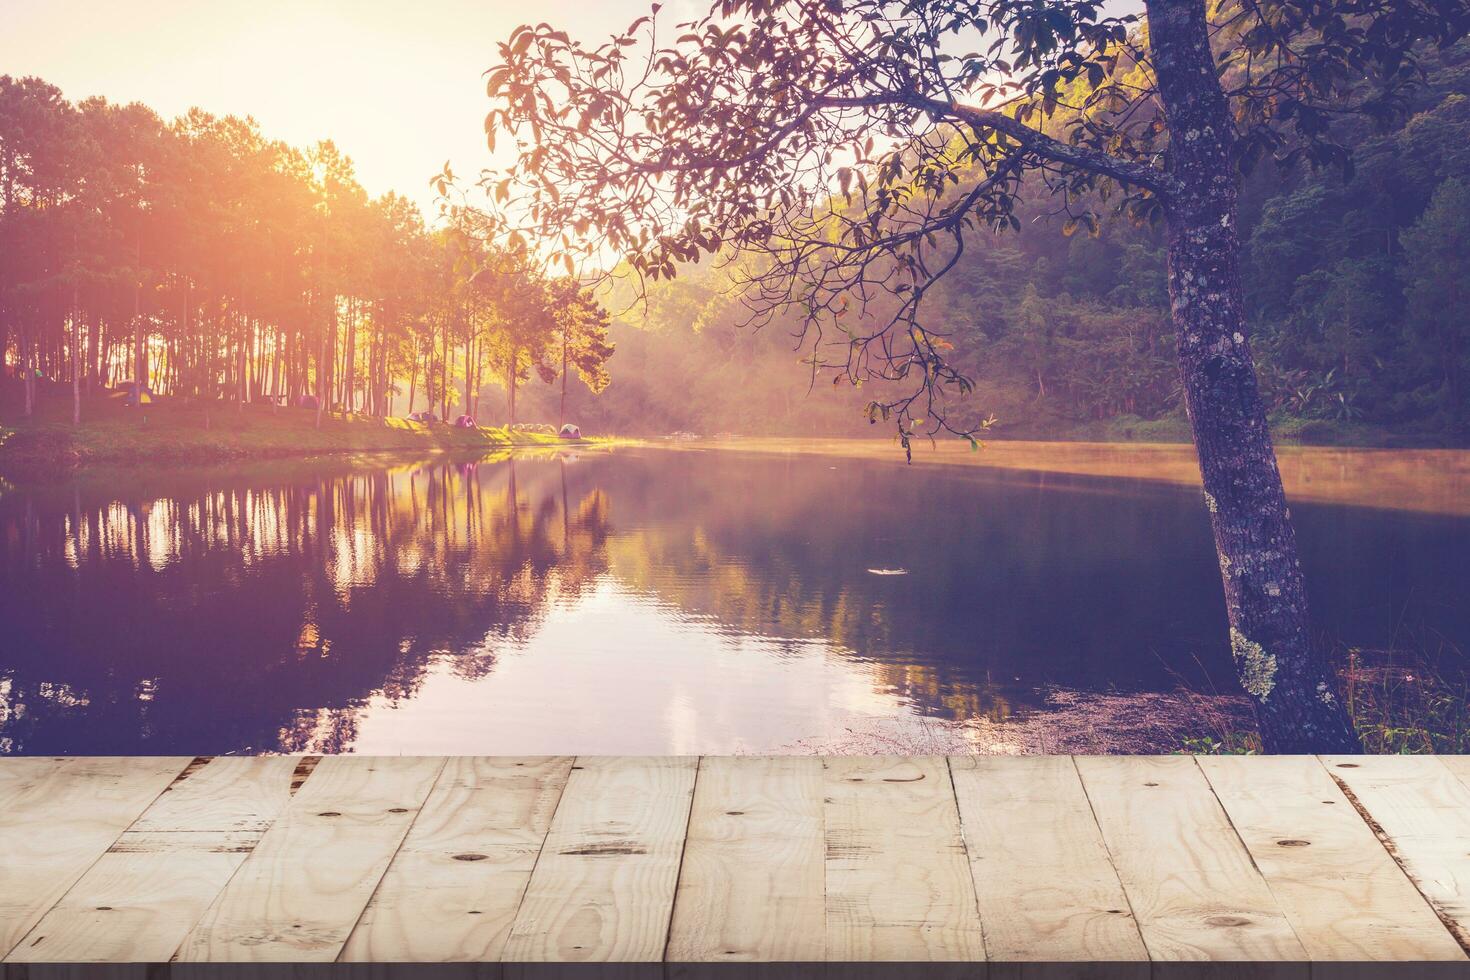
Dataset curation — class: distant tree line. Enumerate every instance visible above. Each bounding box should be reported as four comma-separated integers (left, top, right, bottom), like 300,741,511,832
0,77,612,425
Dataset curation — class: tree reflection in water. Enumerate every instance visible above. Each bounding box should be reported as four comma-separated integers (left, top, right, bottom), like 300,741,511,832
0,452,612,753
1,447,1466,754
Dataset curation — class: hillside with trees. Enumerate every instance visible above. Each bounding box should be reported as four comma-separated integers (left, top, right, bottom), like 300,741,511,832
526,37,1470,445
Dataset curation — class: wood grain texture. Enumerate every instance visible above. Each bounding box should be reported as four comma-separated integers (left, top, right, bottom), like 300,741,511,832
341,757,573,962
951,755,1147,962
1,755,1466,966
1325,754,1470,952
1075,755,1306,961
502,757,698,962
1199,755,1465,962
9,757,301,962
0,756,189,960
1441,756,1470,787
175,755,445,962
667,756,826,962
823,756,985,962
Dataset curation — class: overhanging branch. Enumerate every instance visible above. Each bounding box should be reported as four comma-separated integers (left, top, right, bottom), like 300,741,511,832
911,95,1180,199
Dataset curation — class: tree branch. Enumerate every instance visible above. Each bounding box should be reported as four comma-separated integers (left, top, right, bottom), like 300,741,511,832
907,95,1180,199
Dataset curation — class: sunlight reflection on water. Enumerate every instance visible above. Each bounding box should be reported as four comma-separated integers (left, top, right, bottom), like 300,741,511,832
0,442,1466,754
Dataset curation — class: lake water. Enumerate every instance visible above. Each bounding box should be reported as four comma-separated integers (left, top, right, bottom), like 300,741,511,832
1,442,1466,755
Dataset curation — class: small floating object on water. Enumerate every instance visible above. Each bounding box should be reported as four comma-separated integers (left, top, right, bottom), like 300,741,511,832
866,567,908,576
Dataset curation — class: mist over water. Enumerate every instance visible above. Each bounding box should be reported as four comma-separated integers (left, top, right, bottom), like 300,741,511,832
1,444,1466,755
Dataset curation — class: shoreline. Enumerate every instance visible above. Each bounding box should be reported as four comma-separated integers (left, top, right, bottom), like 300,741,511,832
0,406,618,477
4,416,1468,518
671,436,1470,517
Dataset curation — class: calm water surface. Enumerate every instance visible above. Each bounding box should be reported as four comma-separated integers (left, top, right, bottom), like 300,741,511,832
0,444,1466,754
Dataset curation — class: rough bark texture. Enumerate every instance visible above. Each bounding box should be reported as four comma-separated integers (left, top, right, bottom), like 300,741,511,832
1147,0,1360,753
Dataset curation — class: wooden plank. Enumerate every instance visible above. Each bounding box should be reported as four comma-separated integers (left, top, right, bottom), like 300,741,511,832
822,756,985,962
1441,755,1470,795
8,757,301,963
174,755,445,962
4,754,1467,967
0,757,190,960
950,755,1146,963
1325,754,1470,951
127,755,309,835
1075,755,1306,961
340,757,573,962
501,756,698,962
1200,755,1464,961
667,756,826,962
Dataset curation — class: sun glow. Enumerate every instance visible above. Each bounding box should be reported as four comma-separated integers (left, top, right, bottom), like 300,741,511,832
0,0,643,216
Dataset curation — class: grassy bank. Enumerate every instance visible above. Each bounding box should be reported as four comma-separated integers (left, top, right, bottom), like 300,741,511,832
1184,640,1470,755
0,398,594,474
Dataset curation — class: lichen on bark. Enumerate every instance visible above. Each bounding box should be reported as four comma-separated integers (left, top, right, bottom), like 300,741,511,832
1230,627,1278,701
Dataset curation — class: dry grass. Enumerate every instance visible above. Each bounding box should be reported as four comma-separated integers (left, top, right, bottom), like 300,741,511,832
769,687,1256,756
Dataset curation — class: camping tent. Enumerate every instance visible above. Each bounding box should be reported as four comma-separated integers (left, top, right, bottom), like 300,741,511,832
121,381,154,406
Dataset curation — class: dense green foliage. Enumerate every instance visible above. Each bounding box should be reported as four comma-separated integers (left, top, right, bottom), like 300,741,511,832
537,40,1470,443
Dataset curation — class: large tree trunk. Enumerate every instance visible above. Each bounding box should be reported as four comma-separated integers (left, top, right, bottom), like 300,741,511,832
1147,0,1359,753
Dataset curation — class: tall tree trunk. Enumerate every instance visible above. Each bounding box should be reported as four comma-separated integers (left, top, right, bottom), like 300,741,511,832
560,329,569,428
473,342,484,418
440,317,450,421
316,321,330,430
508,363,518,426
407,351,418,417
1147,0,1358,753
181,283,190,396
133,235,146,389
463,334,474,420
71,277,81,426
20,325,33,418
87,307,100,393
344,298,357,414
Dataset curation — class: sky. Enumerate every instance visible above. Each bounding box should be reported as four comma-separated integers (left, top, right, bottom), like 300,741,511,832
0,0,683,218
1,0,1143,221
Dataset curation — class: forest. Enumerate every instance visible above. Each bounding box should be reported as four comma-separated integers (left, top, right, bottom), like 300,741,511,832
546,36,1470,444
3,40,1469,444
0,79,611,428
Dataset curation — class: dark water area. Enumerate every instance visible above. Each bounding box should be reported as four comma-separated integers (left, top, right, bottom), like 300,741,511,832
0,445,1465,755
